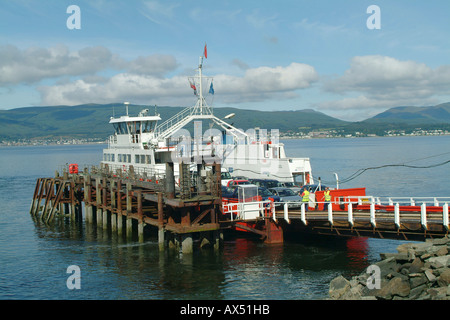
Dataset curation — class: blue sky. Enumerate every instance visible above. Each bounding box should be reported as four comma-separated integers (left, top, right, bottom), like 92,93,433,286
1,0,449,120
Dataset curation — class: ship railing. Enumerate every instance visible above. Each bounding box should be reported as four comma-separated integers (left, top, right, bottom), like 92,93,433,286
223,200,274,221
155,105,213,139
270,196,450,231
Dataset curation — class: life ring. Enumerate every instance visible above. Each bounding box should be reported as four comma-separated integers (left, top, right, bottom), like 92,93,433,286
69,164,78,174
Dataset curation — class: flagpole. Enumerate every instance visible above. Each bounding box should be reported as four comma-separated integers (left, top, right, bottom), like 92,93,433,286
198,55,203,115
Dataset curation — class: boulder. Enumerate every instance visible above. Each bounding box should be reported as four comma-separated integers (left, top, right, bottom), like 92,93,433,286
409,257,424,274
329,237,450,300
428,255,450,269
329,275,350,300
437,268,450,287
375,277,410,300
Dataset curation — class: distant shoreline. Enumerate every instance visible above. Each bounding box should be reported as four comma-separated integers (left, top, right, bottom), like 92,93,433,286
2,132,450,147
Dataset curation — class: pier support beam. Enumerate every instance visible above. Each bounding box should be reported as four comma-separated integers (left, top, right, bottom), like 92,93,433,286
158,192,165,251
137,190,144,243
213,230,223,251
96,178,102,227
158,228,165,251
165,162,175,199
117,180,123,236
117,214,123,236
110,180,117,232
126,218,133,240
264,219,284,244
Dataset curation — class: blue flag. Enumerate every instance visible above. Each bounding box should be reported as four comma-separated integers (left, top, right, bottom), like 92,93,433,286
209,82,214,95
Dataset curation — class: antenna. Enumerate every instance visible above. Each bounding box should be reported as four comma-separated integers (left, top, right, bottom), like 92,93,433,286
124,101,130,116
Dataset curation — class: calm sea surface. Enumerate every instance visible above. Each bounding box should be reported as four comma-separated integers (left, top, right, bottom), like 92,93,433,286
1,135,449,300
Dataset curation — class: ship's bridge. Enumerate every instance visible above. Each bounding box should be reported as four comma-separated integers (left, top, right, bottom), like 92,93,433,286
108,109,161,149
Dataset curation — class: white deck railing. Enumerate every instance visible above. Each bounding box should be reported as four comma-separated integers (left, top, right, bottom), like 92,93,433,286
222,196,450,231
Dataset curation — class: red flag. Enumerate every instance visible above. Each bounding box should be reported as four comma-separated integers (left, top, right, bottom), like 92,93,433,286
204,44,207,59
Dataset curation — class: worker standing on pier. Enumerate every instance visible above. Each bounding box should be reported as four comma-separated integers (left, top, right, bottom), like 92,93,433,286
323,187,331,211
301,188,310,212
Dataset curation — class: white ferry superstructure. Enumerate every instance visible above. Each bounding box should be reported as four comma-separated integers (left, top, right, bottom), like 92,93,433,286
101,53,314,186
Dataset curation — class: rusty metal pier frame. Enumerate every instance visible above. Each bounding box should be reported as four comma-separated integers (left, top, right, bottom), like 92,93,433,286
30,161,225,253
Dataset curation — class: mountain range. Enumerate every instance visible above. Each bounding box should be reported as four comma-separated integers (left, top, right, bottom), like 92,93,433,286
1,102,449,140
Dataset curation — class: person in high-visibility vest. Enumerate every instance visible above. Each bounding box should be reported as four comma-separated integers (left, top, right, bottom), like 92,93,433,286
301,188,310,212
323,187,331,211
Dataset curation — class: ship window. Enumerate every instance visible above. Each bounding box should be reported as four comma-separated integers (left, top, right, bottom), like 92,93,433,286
135,155,140,164
127,154,131,163
140,155,145,164
143,121,155,133
116,122,127,134
146,155,151,164
136,122,141,134
111,154,115,162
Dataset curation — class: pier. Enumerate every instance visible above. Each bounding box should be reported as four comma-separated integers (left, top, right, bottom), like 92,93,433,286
30,164,450,252
30,162,224,254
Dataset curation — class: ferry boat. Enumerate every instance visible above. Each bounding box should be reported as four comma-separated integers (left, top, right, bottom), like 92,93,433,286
101,53,314,187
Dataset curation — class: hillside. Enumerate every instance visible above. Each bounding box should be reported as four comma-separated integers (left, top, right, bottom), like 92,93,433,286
1,102,450,141
364,102,450,124
0,103,348,140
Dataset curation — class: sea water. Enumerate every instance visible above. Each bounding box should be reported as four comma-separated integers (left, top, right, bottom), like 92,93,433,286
0,135,449,300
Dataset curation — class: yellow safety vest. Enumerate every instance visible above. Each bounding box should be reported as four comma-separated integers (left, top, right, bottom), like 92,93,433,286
324,190,331,202
302,190,310,202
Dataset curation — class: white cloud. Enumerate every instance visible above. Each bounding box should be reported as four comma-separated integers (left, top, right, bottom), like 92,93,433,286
0,45,120,85
319,55,450,119
0,45,180,86
215,63,318,103
39,62,319,106
127,54,178,76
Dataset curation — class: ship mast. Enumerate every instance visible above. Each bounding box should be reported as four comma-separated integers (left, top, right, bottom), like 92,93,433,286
195,55,209,115
199,56,203,115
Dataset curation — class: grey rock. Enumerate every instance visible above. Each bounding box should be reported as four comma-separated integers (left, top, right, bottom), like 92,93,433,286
409,274,427,289
409,257,424,274
375,277,410,300
436,246,448,257
329,275,350,300
428,255,450,269
397,242,414,254
437,268,450,287
409,284,428,299
412,242,434,255
428,287,447,300
424,269,437,282
432,236,449,246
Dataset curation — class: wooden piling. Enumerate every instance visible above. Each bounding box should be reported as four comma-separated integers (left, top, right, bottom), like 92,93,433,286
30,161,225,252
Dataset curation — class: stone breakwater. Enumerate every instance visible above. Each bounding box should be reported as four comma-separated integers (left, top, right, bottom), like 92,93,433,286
329,236,450,300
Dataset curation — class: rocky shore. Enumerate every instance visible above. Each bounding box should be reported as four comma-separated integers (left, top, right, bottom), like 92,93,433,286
329,236,450,300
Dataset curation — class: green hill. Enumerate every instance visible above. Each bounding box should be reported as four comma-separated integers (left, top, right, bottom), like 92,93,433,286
0,103,348,140
2,102,450,141
365,102,450,124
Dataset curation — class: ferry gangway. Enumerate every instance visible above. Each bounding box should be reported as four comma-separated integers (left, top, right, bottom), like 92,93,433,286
223,196,450,241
